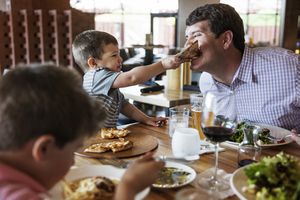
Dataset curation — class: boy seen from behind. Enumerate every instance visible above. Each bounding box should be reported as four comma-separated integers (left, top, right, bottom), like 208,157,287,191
0,64,164,200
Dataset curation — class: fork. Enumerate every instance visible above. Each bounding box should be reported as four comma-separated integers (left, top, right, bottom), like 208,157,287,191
98,158,130,168
267,134,299,142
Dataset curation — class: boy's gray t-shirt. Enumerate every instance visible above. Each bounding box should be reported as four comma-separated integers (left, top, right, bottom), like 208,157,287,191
83,68,129,127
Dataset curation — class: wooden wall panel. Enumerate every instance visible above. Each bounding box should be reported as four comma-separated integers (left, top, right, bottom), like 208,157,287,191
64,10,73,68
70,9,95,74
36,10,56,64
0,11,12,75
0,7,94,74
49,10,72,67
9,10,27,66
21,10,41,63
9,0,70,11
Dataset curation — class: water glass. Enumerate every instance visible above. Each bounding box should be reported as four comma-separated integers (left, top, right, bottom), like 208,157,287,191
172,127,200,157
168,107,189,137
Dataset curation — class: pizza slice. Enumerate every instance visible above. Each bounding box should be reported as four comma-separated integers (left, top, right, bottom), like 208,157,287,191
100,128,130,139
177,41,200,60
83,139,133,153
83,142,111,153
110,140,133,153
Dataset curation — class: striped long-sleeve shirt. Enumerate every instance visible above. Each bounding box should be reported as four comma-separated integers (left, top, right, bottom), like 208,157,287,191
83,68,129,127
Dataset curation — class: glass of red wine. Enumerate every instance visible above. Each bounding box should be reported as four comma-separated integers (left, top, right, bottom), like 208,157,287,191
198,91,237,191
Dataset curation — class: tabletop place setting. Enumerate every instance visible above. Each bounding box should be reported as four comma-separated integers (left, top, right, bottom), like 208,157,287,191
48,90,300,200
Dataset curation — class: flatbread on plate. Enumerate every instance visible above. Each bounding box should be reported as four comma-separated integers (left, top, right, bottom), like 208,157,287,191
99,128,130,139
84,139,133,153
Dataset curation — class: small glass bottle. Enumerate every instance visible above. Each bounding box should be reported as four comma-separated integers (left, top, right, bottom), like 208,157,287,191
237,125,261,167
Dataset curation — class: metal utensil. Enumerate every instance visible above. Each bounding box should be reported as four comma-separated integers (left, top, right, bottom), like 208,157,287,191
267,134,293,143
98,158,129,168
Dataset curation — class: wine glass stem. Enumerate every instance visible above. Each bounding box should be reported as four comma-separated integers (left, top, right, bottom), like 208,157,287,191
213,142,219,183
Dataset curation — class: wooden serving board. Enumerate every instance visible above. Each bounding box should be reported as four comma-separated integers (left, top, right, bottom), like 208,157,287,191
75,130,159,158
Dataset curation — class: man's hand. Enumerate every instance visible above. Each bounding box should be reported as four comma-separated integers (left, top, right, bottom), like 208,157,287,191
291,129,300,145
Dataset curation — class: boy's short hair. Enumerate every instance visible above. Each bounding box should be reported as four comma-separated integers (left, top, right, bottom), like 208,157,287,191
0,63,106,150
72,30,118,71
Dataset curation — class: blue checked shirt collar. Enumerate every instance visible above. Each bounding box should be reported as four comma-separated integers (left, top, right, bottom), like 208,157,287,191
235,46,254,84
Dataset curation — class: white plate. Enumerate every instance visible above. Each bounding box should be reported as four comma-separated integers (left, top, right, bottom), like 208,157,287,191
225,123,293,148
48,165,150,200
230,166,255,200
152,161,196,188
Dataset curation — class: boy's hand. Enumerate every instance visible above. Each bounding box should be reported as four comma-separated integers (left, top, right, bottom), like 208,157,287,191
117,152,164,198
161,55,182,70
143,116,167,127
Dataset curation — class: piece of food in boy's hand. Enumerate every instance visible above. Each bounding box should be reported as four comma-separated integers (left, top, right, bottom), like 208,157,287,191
176,41,200,60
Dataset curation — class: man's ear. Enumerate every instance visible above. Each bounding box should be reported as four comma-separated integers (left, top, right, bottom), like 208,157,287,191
87,57,97,68
32,135,56,162
222,30,233,50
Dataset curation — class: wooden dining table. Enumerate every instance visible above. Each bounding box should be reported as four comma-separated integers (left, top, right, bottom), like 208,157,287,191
74,121,300,200
119,82,194,108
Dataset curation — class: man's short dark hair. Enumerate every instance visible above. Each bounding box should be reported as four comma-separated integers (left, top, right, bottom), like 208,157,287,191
186,3,245,53
0,63,106,150
72,30,118,71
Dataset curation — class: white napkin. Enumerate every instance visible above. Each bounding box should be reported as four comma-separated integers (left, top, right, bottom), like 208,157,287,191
199,140,225,155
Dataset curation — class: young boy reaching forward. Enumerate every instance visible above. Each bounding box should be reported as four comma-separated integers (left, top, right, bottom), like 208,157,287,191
72,30,182,127
0,64,164,200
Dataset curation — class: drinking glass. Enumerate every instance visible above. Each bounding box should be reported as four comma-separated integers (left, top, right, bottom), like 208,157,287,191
190,93,205,140
199,91,237,191
168,107,190,137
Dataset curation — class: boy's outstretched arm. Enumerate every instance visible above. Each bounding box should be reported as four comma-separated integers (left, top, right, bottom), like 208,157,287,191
121,103,166,127
114,152,165,200
112,55,182,88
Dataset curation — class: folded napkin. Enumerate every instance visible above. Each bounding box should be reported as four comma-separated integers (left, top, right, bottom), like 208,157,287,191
199,140,225,155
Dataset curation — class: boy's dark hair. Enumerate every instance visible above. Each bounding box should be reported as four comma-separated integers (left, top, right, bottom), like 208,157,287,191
72,30,118,71
0,64,106,150
186,3,245,53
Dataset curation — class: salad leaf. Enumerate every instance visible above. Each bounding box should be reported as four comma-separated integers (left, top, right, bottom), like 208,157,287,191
244,152,300,200
229,122,272,144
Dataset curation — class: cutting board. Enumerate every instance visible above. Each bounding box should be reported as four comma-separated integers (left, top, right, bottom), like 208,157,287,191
75,130,159,158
